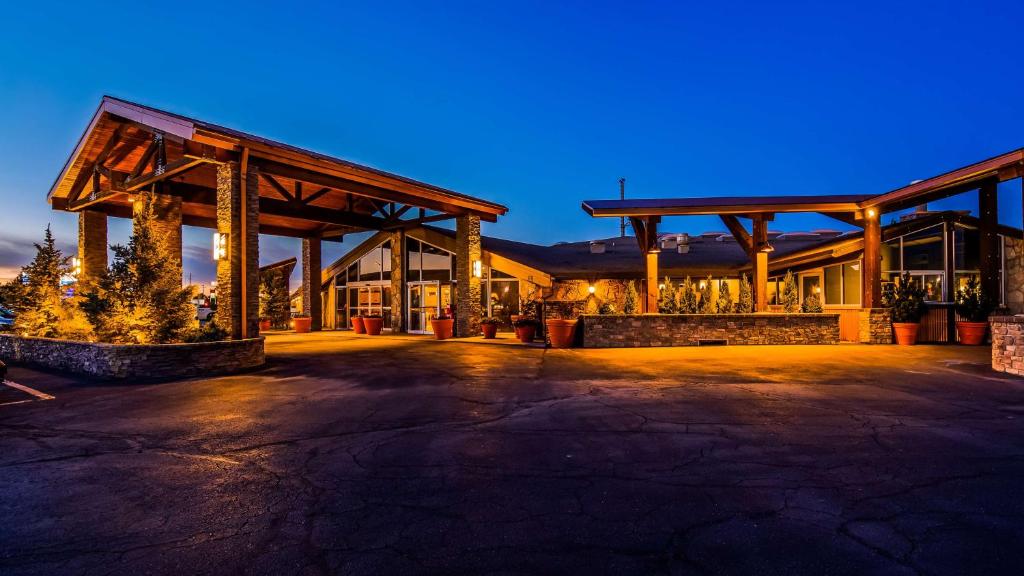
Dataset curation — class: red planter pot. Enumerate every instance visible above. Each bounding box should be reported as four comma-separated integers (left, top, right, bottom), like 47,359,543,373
545,318,578,348
516,324,537,343
351,316,366,334
431,318,454,340
363,317,384,335
481,323,498,339
293,317,311,333
893,322,919,346
956,321,988,345
259,319,271,332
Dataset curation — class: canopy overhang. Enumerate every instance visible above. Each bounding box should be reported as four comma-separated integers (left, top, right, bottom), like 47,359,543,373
49,97,508,240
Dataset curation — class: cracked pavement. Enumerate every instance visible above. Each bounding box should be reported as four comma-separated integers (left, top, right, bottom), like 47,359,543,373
2,332,1024,575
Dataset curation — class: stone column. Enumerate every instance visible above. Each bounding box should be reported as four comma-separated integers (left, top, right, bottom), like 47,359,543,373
77,210,107,292
456,215,482,337
390,229,405,332
133,189,182,274
215,163,260,339
302,237,322,331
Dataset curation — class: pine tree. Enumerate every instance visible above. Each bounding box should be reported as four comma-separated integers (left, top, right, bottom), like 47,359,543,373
780,270,800,313
736,273,753,313
259,269,291,329
678,276,698,314
698,275,715,313
623,280,640,314
658,276,677,314
13,226,92,339
716,279,734,313
81,196,196,343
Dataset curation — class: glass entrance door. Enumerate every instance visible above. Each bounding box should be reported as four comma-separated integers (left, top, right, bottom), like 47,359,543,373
408,282,452,334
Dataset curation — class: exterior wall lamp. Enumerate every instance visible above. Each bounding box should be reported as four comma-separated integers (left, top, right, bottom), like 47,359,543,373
866,208,877,219
472,259,482,278
71,257,81,277
758,241,775,253
213,232,228,261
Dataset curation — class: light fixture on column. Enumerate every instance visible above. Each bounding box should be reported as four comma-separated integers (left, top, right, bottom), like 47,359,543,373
757,240,775,253
472,259,482,278
588,284,596,294
71,257,81,278
866,208,877,219
212,232,228,261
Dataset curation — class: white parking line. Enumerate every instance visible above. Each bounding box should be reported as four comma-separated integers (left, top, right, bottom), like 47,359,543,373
1,380,55,405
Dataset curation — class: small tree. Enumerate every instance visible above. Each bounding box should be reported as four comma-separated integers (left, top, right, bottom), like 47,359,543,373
697,275,715,314
802,294,823,313
678,276,698,314
883,272,928,323
12,226,92,340
259,269,291,329
779,271,800,313
623,281,640,314
658,276,677,314
736,273,753,313
716,279,734,313
81,195,195,343
954,275,994,322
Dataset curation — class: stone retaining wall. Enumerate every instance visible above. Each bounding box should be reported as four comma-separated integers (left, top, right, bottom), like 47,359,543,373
0,335,264,380
580,313,840,348
991,316,1024,377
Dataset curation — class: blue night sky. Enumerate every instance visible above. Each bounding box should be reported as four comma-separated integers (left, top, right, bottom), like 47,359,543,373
1,1,1022,285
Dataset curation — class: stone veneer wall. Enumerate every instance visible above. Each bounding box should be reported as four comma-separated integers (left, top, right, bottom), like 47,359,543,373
580,314,840,348
1005,237,1023,315
0,335,264,380
991,316,1024,377
858,308,893,344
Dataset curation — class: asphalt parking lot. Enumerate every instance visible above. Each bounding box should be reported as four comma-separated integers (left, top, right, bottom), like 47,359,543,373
2,332,1023,575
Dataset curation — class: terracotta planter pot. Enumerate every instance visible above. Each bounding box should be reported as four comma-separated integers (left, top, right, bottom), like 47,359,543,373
545,318,578,348
293,317,311,333
893,322,919,346
430,318,454,340
516,324,536,343
351,316,366,334
956,321,988,345
481,323,498,339
363,317,384,335
259,319,271,332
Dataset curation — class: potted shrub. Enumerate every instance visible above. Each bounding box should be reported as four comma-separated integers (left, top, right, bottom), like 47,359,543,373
801,294,823,313
513,318,539,343
293,314,311,333
362,313,384,335
480,317,500,339
430,312,454,340
954,276,994,345
259,317,272,331
351,315,366,334
883,273,928,345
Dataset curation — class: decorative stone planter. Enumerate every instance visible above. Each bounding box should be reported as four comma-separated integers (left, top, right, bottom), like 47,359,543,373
579,313,841,348
430,318,454,340
293,317,311,333
893,322,920,346
363,317,384,335
956,321,988,345
0,334,264,380
546,318,578,348
351,316,366,334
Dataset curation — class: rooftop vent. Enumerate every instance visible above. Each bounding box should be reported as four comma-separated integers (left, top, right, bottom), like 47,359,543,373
660,236,678,250
590,241,606,254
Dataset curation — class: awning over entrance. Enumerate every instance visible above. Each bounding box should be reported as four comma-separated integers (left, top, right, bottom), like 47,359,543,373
582,149,1024,314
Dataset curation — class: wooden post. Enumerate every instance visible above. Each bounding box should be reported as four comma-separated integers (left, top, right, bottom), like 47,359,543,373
979,179,1000,301
752,216,769,312
645,251,658,313
862,209,882,308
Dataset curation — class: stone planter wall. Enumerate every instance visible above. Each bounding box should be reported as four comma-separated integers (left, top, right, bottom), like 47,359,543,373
858,308,893,344
990,316,1024,377
0,334,264,380
579,313,840,348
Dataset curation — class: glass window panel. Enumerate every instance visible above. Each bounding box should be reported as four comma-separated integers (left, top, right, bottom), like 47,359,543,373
881,238,900,272
381,241,392,281
490,268,515,279
489,280,519,330
843,263,861,305
824,265,842,305
421,243,452,282
901,226,943,271
954,226,980,271
405,239,421,282
358,244,384,281
801,275,821,302
767,278,779,305
910,273,943,302
347,263,358,283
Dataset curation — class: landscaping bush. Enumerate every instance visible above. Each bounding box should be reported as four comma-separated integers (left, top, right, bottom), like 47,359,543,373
802,294,823,313
678,277,698,314
697,276,714,314
597,302,618,315
779,271,800,313
183,321,229,343
658,276,677,314
623,281,640,314
954,275,993,322
259,268,291,329
8,226,92,340
716,279,734,313
736,273,753,313
883,273,928,323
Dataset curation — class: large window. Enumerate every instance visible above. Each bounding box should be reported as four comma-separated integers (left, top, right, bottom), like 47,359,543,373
479,267,520,331
406,238,454,282
881,224,945,302
821,261,861,306
333,240,393,329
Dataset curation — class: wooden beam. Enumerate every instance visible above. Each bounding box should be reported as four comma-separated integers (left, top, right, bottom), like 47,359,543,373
719,215,753,253
122,157,207,192
978,178,1000,300
67,124,128,204
262,173,295,202
302,187,331,205
130,138,159,179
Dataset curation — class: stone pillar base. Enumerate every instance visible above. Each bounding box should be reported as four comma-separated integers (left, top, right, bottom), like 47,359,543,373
859,308,892,344
991,316,1024,376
